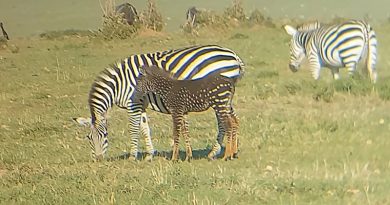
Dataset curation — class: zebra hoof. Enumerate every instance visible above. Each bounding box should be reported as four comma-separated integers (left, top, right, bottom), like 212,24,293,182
144,155,154,162
95,155,104,162
233,153,239,159
185,156,193,162
207,154,217,161
128,156,138,161
222,155,232,161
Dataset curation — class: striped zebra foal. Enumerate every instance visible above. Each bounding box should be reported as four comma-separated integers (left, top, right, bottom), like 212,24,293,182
135,65,239,161
74,45,244,161
283,20,377,82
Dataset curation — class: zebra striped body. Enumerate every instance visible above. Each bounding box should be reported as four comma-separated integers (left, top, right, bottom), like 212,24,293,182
135,65,239,161
284,20,377,82
84,45,244,160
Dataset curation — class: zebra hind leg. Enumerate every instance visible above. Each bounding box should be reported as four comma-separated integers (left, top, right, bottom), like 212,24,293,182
171,113,184,162
331,68,341,80
221,114,234,161
231,110,239,159
345,62,357,79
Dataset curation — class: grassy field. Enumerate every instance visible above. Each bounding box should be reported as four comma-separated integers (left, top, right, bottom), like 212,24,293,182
1,13,390,205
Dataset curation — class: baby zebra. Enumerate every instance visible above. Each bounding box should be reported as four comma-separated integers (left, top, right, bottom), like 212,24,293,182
135,65,239,161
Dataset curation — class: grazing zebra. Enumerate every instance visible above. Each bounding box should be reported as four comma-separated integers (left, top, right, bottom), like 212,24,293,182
135,65,239,161
283,20,377,82
115,3,139,25
186,7,199,28
0,22,9,40
74,45,244,161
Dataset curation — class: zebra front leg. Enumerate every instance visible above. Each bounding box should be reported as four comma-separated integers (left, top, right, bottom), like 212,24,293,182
140,112,155,161
127,104,143,160
308,54,322,80
207,113,224,160
171,113,183,161
182,115,193,162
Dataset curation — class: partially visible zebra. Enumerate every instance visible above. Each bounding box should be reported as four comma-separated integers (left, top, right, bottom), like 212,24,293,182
186,7,199,28
0,22,9,40
135,65,239,161
115,3,139,25
283,20,377,82
74,45,244,161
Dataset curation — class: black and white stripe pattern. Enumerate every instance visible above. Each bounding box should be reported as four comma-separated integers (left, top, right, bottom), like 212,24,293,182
284,20,377,82
85,45,244,160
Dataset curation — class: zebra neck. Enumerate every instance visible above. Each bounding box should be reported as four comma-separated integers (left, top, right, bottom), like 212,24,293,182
298,32,312,47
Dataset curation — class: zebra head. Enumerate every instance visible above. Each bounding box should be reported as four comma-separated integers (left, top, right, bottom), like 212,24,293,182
87,123,108,161
74,117,108,161
283,25,306,72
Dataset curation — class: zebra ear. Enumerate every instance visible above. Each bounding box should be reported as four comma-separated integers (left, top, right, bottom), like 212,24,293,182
138,66,146,76
73,117,92,127
283,25,297,36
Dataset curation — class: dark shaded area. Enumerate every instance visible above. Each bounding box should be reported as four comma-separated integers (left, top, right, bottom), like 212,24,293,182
0,22,9,40
107,147,228,161
115,3,139,25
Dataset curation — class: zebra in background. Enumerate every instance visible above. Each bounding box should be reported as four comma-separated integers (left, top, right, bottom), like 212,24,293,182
283,20,377,82
135,65,239,161
115,3,139,25
0,22,9,40
74,45,244,161
186,7,199,28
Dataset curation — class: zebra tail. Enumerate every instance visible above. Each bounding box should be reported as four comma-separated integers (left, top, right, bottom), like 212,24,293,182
365,23,377,83
236,55,245,79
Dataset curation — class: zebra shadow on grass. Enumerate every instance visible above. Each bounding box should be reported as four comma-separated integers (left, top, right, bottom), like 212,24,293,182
107,147,227,162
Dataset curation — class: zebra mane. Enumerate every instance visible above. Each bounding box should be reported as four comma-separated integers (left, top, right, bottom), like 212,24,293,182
297,21,323,31
140,65,176,80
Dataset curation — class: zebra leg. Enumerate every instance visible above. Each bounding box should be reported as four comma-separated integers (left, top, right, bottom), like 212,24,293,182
182,115,193,162
207,113,224,160
308,55,322,80
222,114,234,161
171,113,183,161
127,104,143,160
140,112,155,161
230,108,239,159
345,62,357,78
331,68,341,80
367,30,378,83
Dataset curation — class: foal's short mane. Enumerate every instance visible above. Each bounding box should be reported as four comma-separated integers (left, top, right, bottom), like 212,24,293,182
140,65,176,80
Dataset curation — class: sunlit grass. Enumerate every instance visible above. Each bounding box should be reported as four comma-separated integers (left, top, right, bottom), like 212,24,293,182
1,24,390,204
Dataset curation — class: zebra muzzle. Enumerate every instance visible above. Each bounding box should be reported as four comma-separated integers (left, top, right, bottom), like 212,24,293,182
289,64,298,72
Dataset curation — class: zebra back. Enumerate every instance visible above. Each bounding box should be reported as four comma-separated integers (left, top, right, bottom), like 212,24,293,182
88,45,244,119
297,21,323,32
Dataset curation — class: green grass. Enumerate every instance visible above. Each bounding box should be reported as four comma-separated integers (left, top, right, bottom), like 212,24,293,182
1,23,390,204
